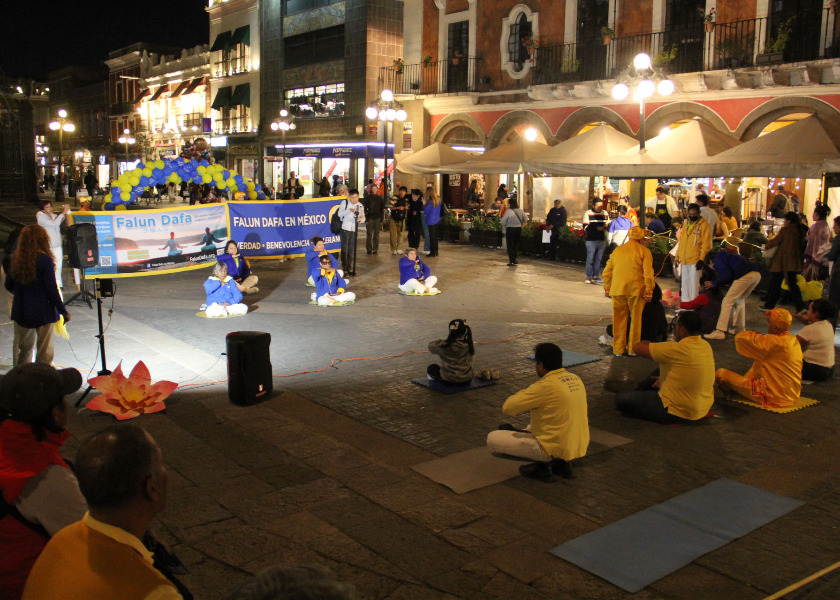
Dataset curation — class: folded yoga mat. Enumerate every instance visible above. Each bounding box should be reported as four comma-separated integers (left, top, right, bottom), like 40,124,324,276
729,395,819,413
550,478,804,593
527,350,601,368
411,428,632,494
411,377,497,394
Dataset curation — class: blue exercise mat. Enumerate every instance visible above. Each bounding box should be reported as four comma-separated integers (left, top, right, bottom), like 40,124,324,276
411,377,497,394
550,478,804,593
526,350,601,368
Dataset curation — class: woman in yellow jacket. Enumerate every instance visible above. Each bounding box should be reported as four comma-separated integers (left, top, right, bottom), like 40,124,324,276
677,203,711,303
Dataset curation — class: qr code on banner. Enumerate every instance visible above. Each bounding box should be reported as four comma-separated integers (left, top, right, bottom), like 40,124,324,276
100,256,112,267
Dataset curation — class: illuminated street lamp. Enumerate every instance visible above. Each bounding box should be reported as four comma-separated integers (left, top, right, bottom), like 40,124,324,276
270,109,296,196
49,108,75,202
118,128,136,173
365,89,407,200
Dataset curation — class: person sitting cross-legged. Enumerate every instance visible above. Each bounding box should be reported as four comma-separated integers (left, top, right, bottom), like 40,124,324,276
487,343,589,483
399,248,438,294
312,255,355,306
795,299,837,382
218,240,258,295
427,319,474,385
306,236,344,286
615,311,716,423
203,262,248,317
716,308,802,408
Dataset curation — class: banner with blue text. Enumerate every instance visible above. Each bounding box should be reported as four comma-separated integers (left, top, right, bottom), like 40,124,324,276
226,197,343,258
69,205,228,278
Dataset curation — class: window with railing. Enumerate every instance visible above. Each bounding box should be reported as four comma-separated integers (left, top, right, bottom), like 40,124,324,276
214,107,250,134
508,13,532,72
284,83,345,118
215,44,251,77
283,25,344,69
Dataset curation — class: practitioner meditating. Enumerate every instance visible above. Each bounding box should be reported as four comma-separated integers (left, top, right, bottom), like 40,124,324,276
486,343,589,482
615,311,715,423
602,226,654,356
197,227,224,251
218,240,259,294
795,299,836,382
203,262,248,317
716,308,802,408
159,232,183,256
312,254,355,306
306,236,343,286
399,248,438,295
427,318,474,385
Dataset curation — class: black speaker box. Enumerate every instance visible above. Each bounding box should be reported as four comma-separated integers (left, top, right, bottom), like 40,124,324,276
226,331,273,406
67,223,99,269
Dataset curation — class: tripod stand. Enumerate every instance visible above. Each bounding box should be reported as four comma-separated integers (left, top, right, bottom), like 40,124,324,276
64,267,95,308
75,278,112,407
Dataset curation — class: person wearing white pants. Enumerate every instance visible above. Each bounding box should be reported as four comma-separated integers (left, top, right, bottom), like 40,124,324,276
676,204,711,303
36,200,70,289
398,248,438,294
313,254,355,305
203,262,249,318
703,248,762,340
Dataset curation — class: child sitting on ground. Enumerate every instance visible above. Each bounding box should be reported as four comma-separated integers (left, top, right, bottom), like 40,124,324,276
427,319,474,385
399,248,438,294
313,254,355,305
307,236,344,285
203,261,248,317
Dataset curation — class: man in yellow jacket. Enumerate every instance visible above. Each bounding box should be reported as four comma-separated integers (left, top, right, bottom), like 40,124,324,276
715,308,803,408
602,226,655,357
487,343,589,483
677,203,711,302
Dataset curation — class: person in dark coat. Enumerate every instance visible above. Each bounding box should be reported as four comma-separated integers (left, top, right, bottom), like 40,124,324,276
762,212,806,313
405,189,424,249
546,199,567,260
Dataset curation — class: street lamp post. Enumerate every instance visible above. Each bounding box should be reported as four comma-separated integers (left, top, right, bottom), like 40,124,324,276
118,128,136,175
270,110,296,198
365,89,407,201
611,52,674,226
49,109,75,203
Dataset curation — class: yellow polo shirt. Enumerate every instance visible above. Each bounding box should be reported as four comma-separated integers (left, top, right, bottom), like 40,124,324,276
649,336,715,420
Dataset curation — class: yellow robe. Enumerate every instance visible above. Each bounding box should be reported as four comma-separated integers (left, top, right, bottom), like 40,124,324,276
677,218,711,265
602,240,655,355
715,331,802,407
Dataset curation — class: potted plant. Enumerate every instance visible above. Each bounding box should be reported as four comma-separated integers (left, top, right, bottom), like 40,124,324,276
642,234,675,277
470,214,485,245
393,58,405,74
440,209,460,243
652,44,678,68
699,7,716,32
451,50,464,65
422,54,433,69
758,16,794,63
556,225,587,262
601,26,615,46
521,35,539,58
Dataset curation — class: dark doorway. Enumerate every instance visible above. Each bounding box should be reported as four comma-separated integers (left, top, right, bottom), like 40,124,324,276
664,0,706,73
447,21,469,93
769,0,822,62
443,173,467,209
577,0,610,80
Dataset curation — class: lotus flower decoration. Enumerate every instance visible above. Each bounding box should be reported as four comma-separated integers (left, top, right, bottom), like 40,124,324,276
87,361,178,420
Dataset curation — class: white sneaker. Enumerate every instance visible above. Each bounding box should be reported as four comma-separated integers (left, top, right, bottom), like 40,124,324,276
598,335,613,346
199,303,207,311
584,279,592,284
704,330,726,340
422,251,430,255
728,327,743,335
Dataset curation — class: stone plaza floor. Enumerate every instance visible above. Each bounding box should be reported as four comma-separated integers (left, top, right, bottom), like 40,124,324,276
2,227,840,599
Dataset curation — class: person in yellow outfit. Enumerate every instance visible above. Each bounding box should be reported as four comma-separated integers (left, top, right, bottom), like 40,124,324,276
602,226,654,357
677,203,711,303
715,308,803,408
487,343,589,483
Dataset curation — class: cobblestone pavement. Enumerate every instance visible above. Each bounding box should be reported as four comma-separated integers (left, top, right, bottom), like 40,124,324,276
2,222,839,600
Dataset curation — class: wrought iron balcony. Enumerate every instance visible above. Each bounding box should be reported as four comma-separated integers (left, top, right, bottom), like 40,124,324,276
377,57,482,96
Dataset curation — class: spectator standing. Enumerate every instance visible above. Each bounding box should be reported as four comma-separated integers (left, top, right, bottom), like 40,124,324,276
695,194,719,242
363,191,384,255
83,169,96,199
761,212,806,314
388,187,407,255
423,184,442,258
803,204,832,281
501,198,527,267
338,189,364,276
582,198,610,284
405,189,424,250
22,425,187,600
545,199,567,261
825,216,840,317
5,226,70,366
607,204,633,247
35,200,69,290
318,176,331,197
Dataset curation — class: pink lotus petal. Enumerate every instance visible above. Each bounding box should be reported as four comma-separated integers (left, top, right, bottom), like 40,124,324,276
128,361,152,386
84,361,178,420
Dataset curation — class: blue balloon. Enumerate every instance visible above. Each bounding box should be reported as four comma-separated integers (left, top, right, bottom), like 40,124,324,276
222,170,230,180
133,185,144,195
104,202,115,211
238,184,247,192
111,186,121,194
254,184,261,192
208,178,217,187
199,160,209,167
257,192,266,200
136,163,145,171
192,175,202,184
234,175,243,184
175,157,185,166
152,168,163,182
139,176,149,187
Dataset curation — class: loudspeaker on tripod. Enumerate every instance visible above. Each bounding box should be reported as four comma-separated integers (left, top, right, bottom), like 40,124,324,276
67,223,99,269
226,331,273,406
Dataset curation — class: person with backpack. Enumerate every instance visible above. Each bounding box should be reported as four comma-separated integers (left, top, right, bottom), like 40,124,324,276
388,186,408,255
337,190,364,276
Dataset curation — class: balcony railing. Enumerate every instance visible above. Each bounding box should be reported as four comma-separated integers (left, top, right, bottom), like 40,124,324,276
533,7,837,86
377,57,482,96
213,116,251,134
213,56,251,78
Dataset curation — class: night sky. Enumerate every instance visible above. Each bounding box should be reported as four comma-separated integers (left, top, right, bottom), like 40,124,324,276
1,0,209,81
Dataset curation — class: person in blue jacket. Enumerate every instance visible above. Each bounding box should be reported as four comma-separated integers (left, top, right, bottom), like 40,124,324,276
218,240,259,294
399,248,438,294
203,262,248,317
703,246,762,340
607,205,634,246
306,236,343,285
4,225,70,365
312,254,355,305
423,184,442,257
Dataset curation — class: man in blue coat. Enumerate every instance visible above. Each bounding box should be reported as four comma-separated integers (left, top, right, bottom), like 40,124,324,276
703,246,761,340
313,255,355,306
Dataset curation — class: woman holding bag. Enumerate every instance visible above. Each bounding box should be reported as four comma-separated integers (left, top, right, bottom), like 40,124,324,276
502,198,527,267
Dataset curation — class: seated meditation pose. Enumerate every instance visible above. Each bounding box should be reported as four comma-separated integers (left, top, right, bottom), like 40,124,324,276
159,232,182,256
795,299,837,382
0,363,86,599
399,248,438,294
716,308,802,408
312,254,355,306
487,343,589,482
602,226,654,356
218,240,258,294
306,236,343,286
615,311,715,423
426,318,474,385
203,262,248,317
197,227,223,251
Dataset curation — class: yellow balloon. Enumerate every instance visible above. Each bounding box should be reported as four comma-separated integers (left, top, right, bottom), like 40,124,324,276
213,172,224,182
154,159,165,169
143,167,153,177
115,204,127,211
197,165,206,174
226,178,236,188
120,191,130,201
202,174,212,184
129,176,140,186
246,181,255,190
248,190,257,199
217,180,228,189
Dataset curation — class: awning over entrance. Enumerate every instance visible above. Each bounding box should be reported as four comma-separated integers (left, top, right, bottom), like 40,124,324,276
183,77,205,95
210,31,232,52
132,88,151,104
149,85,169,102
230,25,251,47
211,86,233,110
230,83,250,108
169,80,190,98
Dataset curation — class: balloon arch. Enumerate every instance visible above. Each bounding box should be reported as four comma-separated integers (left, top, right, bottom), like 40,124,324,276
105,138,265,210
